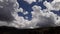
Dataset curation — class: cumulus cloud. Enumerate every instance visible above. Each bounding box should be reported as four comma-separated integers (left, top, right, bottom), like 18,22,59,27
0,0,37,28
43,1,54,10
44,0,60,11
0,0,60,29
24,0,36,4
23,0,43,4
52,0,60,3
0,0,16,22
31,5,57,27
51,2,60,11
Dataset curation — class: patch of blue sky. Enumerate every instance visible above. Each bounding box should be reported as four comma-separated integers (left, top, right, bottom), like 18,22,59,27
47,0,53,2
51,10,60,16
17,0,56,20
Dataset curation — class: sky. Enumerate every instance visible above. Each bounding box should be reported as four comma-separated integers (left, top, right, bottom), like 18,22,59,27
0,0,60,29
17,0,60,20
17,0,46,20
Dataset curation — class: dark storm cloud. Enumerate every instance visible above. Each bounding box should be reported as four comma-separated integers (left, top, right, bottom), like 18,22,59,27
0,0,15,22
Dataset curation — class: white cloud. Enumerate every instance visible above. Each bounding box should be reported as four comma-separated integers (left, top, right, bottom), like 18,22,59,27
44,0,60,11
23,11,28,15
51,2,60,11
31,5,57,27
24,0,36,4
17,8,24,12
52,0,60,3
0,0,60,29
43,1,54,10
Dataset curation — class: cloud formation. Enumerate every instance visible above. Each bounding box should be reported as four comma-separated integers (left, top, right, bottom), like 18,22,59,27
44,0,60,11
24,0,36,4
23,0,43,4
0,0,60,29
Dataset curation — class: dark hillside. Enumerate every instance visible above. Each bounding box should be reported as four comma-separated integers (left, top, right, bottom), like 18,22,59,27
0,26,60,34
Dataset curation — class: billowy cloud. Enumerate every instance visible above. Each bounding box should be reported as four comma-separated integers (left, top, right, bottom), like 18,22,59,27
23,0,43,4
24,0,36,4
0,0,60,29
44,0,60,11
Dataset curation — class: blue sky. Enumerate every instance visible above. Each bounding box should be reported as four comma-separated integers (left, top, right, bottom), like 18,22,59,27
17,0,59,20
18,0,46,20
